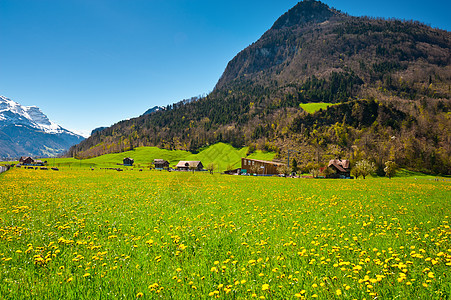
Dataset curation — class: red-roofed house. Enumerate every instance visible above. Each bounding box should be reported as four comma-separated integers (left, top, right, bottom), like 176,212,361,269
325,159,351,178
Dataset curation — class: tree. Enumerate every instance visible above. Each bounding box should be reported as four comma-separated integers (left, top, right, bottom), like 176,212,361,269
206,163,216,174
291,158,298,174
246,143,257,156
277,164,291,177
310,168,320,178
248,164,259,175
384,161,397,179
354,160,376,179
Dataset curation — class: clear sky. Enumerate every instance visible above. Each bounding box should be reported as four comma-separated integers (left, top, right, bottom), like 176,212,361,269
1,0,449,137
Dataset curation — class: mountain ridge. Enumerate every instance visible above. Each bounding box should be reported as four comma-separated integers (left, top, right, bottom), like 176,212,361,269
68,0,451,174
0,95,84,158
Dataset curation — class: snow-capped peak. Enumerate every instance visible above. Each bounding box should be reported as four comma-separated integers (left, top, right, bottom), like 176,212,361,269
0,95,76,135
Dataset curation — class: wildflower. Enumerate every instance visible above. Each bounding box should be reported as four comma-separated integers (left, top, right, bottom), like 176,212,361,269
336,289,342,296
262,283,270,291
136,292,143,298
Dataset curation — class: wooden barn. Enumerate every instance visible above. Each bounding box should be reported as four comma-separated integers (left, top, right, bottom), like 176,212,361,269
241,158,285,175
19,156,34,165
123,157,134,166
325,159,351,178
154,159,169,170
176,161,203,171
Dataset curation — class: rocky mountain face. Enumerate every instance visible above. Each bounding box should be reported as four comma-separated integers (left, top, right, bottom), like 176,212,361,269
142,106,164,116
68,0,450,174
0,95,84,158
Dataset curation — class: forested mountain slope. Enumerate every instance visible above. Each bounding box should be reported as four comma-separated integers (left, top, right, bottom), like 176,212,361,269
68,0,451,174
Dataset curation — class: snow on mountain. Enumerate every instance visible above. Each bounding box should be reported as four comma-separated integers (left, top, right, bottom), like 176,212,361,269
0,95,77,135
0,95,84,158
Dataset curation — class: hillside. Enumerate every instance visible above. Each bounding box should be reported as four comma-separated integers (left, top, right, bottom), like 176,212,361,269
68,0,451,175
56,143,275,172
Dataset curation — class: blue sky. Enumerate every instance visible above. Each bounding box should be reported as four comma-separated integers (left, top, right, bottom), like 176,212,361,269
1,0,449,136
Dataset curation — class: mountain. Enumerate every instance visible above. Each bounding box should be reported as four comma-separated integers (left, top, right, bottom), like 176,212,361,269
91,127,107,136
68,0,451,174
0,95,84,158
142,106,164,116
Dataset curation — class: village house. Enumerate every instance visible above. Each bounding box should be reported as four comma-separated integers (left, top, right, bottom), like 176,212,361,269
34,160,45,166
19,156,35,165
123,157,134,166
241,158,285,175
176,161,203,171
324,159,351,178
153,159,169,170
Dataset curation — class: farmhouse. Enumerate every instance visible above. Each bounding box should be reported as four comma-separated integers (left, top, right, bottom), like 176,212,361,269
19,156,34,165
34,160,45,166
176,161,203,171
325,159,351,178
154,159,169,170
241,158,285,175
123,157,134,166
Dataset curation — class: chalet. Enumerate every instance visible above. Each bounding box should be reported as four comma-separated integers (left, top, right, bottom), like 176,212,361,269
325,159,351,178
19,156,34,165
241,158,285,175
153,159,169,170
176,161,203,171
123,157,134,166
34,160,45,166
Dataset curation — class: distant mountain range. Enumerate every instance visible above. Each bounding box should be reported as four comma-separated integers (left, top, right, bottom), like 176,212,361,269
68,0,450,174
0,95,84,159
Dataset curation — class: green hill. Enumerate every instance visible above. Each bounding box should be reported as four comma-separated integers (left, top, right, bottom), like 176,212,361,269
52,143,276,172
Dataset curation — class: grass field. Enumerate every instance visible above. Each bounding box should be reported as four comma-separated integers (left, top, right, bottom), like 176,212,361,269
299,103,337,114
0,168,450,299
48,143,275,172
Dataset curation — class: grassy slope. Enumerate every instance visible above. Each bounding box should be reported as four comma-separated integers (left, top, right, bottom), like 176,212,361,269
51,143,276,172
299,102,336,113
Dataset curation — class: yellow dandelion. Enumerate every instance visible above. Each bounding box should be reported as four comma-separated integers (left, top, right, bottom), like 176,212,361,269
262,283,270,291
136,292,143,298
336,289,342,296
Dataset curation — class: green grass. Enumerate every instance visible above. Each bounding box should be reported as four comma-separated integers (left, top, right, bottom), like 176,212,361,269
0,169,449,299
299,102,337,113
49,143,276,172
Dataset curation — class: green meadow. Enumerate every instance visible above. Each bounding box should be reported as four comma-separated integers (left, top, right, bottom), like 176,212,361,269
299,102,337,114
0,167,450,299
51,143,275,172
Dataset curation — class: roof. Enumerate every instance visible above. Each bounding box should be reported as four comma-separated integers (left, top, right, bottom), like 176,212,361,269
153,159,168,163
328,159,350,172
242,158,285,166
176,161,202,168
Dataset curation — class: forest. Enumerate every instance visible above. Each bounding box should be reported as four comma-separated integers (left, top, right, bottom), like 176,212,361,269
67,0,451,175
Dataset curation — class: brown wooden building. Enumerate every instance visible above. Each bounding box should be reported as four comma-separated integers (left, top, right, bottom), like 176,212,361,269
176,161,203,171
19,156,34,165
123,157,134,166
241,158,285,175
154,159,169,169
325,159,351,178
